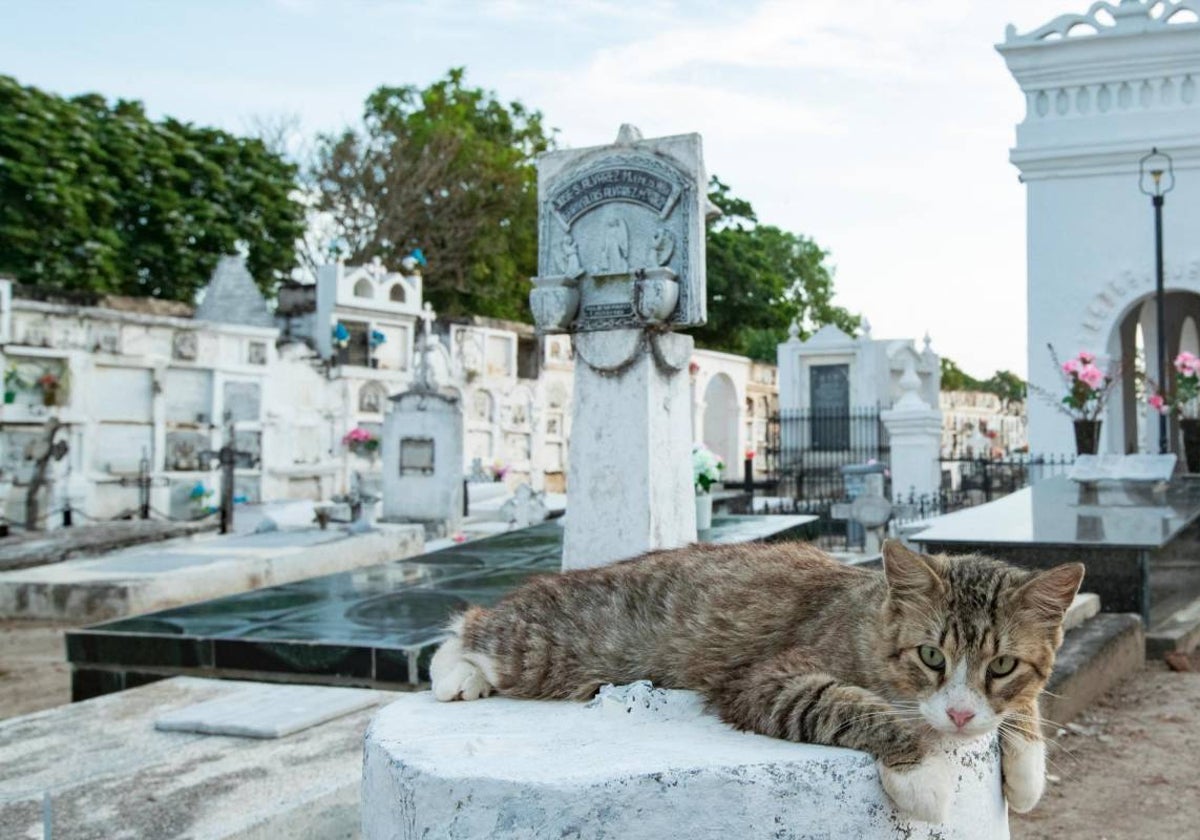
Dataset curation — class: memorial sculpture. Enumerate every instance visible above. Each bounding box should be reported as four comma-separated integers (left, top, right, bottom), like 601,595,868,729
529,124,712,570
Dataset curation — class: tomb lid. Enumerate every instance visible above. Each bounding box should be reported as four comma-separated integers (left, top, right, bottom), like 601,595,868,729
194,255,275,329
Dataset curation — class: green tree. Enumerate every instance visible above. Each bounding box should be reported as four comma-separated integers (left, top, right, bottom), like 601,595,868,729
940,357,982,392
312,68,553,319
0,76,304,301
693,177,859,361
940,357,1027,406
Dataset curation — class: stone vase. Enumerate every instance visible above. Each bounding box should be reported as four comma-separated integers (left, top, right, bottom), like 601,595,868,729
1181,418,1200,473
633,271,679,324
1073,419,1101,455
530,276,581,332
695,491,713,532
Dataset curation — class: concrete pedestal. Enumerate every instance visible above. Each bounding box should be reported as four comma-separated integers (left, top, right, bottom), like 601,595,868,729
562,329,696,570
361,687,1008,839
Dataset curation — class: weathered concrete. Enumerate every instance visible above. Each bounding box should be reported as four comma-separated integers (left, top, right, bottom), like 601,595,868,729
362,687,1008,839
0,676,393,839
1043,612,1145,729
155,683,381,739
0,523,423,621
0,519,217,573
1147,592,1200,657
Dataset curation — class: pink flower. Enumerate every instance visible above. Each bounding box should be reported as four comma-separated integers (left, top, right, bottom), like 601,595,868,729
1078,364,1105,389
1175,352,1200,376
1148,393,1167,413
1062,359,1080,375
1078,351,1095,364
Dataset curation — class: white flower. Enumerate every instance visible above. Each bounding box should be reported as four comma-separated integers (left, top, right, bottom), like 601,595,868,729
692,443,724,493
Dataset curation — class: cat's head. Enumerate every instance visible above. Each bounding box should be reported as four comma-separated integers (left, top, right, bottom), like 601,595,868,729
878,540,1083,739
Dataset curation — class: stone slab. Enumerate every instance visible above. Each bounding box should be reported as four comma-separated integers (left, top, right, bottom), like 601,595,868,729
0,519,217,573
362,688,1007,839
1042,612,1144,728
0,676,393,839
0,523,423,621
155,683,380,739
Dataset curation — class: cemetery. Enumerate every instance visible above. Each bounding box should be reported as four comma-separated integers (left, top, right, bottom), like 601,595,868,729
2,1,1200,838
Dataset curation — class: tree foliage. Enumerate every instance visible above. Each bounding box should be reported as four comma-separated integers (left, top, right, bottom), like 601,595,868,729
0,76,304,301
693,178,859,361
311,68,552,319
940,357,1026,405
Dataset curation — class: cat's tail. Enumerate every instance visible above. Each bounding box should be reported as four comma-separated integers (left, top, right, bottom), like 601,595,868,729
430,607,499,702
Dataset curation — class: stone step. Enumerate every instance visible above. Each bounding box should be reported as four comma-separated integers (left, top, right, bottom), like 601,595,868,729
1041,612,1144,729
1147,592,1200,658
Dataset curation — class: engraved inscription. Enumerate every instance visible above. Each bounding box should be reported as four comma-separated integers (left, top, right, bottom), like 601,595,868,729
551,166,678,227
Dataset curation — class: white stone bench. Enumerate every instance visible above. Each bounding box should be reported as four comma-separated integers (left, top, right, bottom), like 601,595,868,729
362,685,1007,839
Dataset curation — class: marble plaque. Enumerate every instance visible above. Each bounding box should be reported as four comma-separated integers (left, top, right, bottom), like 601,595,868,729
535,129,707,333
1069,454,1177,483
223,381,261,423
400,437,435,474
165,369,213,425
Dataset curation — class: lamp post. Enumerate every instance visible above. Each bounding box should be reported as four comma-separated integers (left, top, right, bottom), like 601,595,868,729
1139,147,1175,454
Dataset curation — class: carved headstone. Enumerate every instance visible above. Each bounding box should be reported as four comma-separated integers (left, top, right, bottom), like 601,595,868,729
531,128,708,334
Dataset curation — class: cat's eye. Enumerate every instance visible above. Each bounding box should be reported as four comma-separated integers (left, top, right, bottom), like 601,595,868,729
917,645,945,670
988,656,1017,677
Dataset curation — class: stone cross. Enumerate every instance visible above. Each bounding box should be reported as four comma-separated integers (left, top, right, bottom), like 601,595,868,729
413,302,438,391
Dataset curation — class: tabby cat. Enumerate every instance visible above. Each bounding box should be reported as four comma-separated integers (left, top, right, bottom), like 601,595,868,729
430,539,1082,823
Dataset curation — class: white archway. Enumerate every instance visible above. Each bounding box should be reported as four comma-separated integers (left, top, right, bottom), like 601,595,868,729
702,373,740,479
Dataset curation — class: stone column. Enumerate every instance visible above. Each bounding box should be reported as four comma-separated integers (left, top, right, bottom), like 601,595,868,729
881,359,942,502
564,329,696,570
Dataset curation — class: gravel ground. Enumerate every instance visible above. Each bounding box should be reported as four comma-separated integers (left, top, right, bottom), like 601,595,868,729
0,620,72,719
1011,650,1200,840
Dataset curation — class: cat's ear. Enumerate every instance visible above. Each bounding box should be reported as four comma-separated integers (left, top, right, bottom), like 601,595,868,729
1015,563,1085,624
881,540,945,596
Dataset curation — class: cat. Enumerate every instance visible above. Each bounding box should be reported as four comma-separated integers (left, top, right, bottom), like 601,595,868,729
430,538,1083,823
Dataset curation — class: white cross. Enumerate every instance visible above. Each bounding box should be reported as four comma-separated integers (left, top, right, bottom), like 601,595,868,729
414,302,438,390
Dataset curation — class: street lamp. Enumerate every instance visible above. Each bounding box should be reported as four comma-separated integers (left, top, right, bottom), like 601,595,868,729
1139,147,1175,454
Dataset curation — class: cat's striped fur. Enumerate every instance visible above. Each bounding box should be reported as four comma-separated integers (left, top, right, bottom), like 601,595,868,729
431,539,1082,822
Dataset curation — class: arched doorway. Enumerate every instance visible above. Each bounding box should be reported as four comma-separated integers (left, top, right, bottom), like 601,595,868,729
702,373,739,479
1114,291,1200,453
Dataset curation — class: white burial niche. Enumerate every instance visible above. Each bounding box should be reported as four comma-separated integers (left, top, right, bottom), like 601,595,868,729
530,126,707,334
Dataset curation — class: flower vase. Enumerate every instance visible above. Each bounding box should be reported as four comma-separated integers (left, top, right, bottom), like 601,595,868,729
1073,420,1101,455
3,391,13,405
695,491,713,532
42,387,57,408
1181,419,1200,474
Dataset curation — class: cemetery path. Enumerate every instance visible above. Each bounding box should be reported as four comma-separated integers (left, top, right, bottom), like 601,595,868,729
0,620,71,720
1012,650,1200,840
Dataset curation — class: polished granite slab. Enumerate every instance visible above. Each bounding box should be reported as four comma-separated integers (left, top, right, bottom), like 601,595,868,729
914,476,1200,549
915,477,1200,638
68,515,815,700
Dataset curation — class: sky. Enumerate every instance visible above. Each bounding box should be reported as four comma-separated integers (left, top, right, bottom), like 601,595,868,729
1,0,1073,377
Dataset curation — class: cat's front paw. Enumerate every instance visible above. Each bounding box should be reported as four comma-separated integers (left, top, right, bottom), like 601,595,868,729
878,753,954,823
430,635,493,702
1002,736,1045,813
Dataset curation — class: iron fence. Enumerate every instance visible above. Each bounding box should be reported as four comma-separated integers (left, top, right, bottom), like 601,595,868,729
768,407,889,499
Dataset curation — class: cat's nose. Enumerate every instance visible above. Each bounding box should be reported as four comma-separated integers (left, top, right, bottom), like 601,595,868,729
946,708,976,729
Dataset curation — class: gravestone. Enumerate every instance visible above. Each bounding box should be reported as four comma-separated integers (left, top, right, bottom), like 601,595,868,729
380,306,463,536
531,124,710,570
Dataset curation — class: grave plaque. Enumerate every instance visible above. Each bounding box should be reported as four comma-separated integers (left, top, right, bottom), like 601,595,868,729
400,437,435,475
810,364,849,451
223,381,261,423
531,129,707,334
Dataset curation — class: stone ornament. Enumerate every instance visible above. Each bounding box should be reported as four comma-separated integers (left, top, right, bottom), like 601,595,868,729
531,125,707,336
172,331,198,361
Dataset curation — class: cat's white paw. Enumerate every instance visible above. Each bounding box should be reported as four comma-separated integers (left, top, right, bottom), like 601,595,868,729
878,752,955,824
1002,736,1045,813
430,633,494,702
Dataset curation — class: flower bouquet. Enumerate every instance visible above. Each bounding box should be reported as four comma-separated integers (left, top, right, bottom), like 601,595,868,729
1148,351,1200,471
36,371,61,407
342,427,380,460
692,443,724,531
1030,347,1119,455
